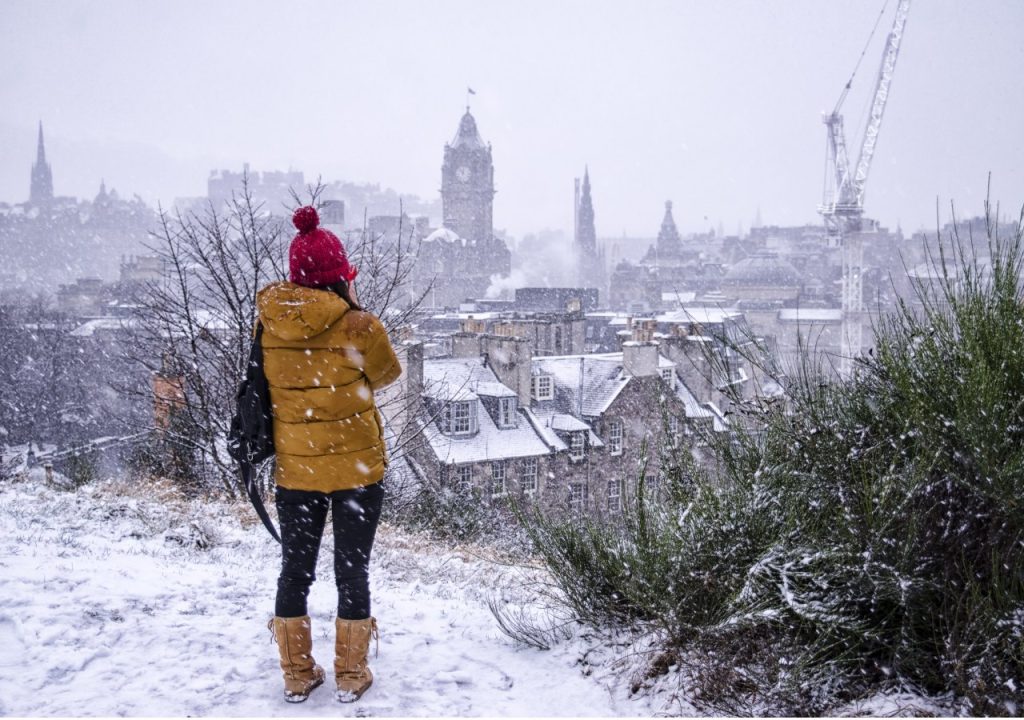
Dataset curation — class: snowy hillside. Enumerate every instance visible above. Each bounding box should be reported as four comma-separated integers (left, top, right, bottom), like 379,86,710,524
0,473,663,717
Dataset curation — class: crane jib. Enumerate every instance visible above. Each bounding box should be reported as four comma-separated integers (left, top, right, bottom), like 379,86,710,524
820,0,911,231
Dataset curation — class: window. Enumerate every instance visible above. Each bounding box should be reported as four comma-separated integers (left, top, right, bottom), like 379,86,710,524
454,464,473,489
568,482,588,514
452,401,472,434
569,431,585,461
660,368,675,388
644,473,660,496
532,375,553,401
498,397,517,428
608,419,623,456
669,416,681,446
490,461,506,496
442,400,477,436
553,326,563,354
520,457,538,493
607,478,622,513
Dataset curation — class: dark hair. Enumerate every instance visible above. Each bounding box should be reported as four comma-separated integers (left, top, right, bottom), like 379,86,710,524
325,280,362,311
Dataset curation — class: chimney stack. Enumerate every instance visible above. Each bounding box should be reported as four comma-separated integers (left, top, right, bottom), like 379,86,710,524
622,340,660,378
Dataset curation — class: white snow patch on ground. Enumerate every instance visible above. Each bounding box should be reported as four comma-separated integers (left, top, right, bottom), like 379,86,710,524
0,475,660,716
833,690,954,717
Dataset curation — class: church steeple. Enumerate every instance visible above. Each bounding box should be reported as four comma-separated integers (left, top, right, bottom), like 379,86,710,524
30,121,54,206
656,200,682,256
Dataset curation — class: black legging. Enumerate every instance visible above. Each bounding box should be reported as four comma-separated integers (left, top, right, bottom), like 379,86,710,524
275,481,384,620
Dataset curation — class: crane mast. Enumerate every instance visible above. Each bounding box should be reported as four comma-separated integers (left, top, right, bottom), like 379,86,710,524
818,0,911,373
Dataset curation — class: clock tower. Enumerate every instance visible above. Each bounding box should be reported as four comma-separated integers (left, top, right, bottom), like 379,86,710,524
441,108,494,241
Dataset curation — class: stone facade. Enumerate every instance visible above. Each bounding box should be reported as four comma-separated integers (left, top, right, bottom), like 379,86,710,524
395,325,728,521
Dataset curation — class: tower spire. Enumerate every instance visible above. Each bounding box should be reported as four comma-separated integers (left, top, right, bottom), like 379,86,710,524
576,165,596,253
575,165,604,293
37,121,47,164
656,200,682,256
30,121,54,206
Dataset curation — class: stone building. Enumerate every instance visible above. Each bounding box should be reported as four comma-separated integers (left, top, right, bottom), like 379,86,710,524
206,165,305,210
397,326,728,520
720,253,803,303
514,287,599,313
609,202,723,312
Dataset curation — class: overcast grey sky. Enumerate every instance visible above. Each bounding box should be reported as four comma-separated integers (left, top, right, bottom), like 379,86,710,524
2,0,1022,238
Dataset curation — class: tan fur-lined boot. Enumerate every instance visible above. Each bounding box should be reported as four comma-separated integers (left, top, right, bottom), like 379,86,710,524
269,616,325,703
334,616,378,703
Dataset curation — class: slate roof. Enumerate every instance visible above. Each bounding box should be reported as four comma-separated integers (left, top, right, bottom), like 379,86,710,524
420,358,550,465
674,376,714,420
450,110,487,150
532,352,676,417
723,254,801,285
522,408,603,452
532,355,628,417
422,358,495,400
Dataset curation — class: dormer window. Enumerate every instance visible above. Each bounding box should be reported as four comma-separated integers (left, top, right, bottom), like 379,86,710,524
498,396,517,428
532,374,554,401
441,400,478,436
660,368,675,388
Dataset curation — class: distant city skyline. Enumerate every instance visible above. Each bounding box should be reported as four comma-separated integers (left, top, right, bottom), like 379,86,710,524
2,0,1023,239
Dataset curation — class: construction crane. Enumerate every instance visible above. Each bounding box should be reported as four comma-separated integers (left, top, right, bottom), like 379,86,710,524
818,0,911,373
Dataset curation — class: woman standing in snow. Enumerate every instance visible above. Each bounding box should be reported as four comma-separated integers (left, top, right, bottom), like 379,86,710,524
259,205,401,703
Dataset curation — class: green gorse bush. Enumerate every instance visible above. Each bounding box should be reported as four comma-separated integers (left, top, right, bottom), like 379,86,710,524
517,205,1024,715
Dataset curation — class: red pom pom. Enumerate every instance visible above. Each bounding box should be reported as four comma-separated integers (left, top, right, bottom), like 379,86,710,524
292,206,320,234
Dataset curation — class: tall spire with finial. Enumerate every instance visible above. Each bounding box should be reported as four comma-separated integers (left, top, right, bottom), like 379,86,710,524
656,200,682,256
576,166,597,254
575,165,604,292
30,121,54,206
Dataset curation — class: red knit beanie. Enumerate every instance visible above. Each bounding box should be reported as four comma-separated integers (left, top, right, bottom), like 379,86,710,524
288,206,358,287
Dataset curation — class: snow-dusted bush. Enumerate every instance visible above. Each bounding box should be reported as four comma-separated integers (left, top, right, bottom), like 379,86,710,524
520,206,1024,715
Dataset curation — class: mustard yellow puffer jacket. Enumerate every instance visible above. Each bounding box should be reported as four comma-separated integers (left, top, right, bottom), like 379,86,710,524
256,281,401,492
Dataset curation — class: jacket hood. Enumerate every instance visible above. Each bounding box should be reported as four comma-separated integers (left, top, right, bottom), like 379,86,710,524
257,281,349,341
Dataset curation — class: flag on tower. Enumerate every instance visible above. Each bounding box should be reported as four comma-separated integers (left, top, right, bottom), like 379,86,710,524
467,87,476,95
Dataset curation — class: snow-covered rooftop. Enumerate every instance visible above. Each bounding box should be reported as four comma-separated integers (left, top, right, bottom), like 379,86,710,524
422,357,494,400
532,355,628,417
533,352,675,418
70,317,138,337
674,378,714,420
656,306,742,325
660,290,697,304
473,381,517,398
423,227,463,245
523,408,603,452
778,308,843,323
420,358,550,464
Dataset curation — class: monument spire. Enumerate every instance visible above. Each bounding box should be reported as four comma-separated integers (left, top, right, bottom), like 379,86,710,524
30,121,54,205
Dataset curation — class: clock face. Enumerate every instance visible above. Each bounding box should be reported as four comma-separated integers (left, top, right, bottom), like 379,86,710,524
456,165,471,182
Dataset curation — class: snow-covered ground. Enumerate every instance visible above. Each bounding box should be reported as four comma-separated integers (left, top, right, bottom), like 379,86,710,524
0,473,663,717
0,472,953,717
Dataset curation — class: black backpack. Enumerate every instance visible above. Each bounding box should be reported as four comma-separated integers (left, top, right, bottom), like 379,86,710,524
227,323,280,542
